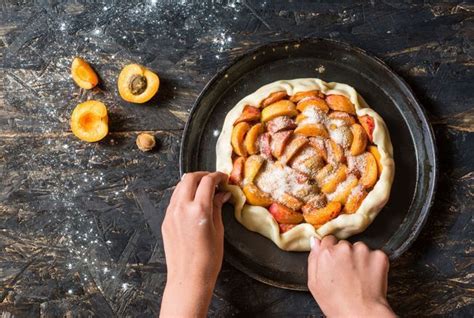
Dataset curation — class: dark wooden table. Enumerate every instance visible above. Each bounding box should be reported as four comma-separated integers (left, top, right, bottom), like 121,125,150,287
0,1,472,317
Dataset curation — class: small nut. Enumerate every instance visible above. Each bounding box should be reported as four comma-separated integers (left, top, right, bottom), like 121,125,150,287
136,133,156,152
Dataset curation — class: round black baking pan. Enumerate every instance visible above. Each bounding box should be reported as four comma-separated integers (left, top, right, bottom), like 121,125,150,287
179,39,437,291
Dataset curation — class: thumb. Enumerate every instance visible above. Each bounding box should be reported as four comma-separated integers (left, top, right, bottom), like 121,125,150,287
212,191,231,228
307,236,321,285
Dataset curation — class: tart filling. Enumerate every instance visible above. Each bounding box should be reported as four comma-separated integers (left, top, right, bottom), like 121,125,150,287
216,78,394,251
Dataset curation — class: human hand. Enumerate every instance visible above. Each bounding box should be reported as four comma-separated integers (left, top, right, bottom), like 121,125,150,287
308,236,396,318
160,171,230,317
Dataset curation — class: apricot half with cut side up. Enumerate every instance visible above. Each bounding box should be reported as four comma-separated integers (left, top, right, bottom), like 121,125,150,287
71,57,99,89
70,100,108,142
118,64,159,103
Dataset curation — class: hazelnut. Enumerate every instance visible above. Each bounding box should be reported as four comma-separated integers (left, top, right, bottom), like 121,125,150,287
136,133,156,152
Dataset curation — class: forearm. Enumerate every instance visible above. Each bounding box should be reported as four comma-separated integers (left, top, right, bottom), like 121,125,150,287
160,278,215,318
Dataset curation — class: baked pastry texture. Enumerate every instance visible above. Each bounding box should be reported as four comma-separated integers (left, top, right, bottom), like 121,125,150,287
216,78,394,251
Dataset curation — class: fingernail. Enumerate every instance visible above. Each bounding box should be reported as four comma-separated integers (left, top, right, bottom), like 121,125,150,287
181,173,186,180
310,236,316,249
222,192,232,203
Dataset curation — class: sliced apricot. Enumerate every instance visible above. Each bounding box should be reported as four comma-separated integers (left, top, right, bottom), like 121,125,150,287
294,123,329,138
328,111,356,125
266,116,296,133
234,105,261,125
244,123,264,155
358,115,375,142
295,114,307,124
243,184,273,206
360,152,378,189
258,132,272,160
290,90,323,102
231,122,250,157
326,139,345,164
279,193,304,211
343,186,368,214
326,95,356,114
350,123,368,156
280,136,308,165
229,157,245,185
71,57,99,89
269,203,304,224
309,137,328,162
296,97,329,113
279,223,297,233
368,145,383,177
262,91,287,107
271,131,292,159
118,64,159,103
70,100,108,142
315,164,335,185
244,155,265,183
329,175,359,204
303,201,342,226
261,100,297,122
291,146,324,176
321,164,348,194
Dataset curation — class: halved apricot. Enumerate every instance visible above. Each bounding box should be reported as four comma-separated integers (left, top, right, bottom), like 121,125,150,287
229,157,245,185
269,202,304,224
234,105,261,125
70,100,108,142
343,186,368,214
296,97,329,113
243,184,273,206
350,124,368,156
71,57,99,89
244,123,264,155
321,164,348,194
358,115,375,142
360,152,378,189
326,95,356,114
118,64,159,103
302,201,342,226
294,123,329,138
368,145,383,177
231,122,250,157
244,155,265,183
261,100,297,122
262,91,287,107
280,136,308,164
290,90,323,102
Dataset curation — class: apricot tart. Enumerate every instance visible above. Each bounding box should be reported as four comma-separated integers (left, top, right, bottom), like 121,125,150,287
216,79,394,251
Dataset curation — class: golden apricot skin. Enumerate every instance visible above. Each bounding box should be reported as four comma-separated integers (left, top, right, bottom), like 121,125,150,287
229,157,245,185
321,164,348,194
279,192,304,211
343,186,368,214
368,145,383,177
330,176,359,204
71,57,99,89
118,64,159,103
358,115,375,142
231,122,250,157
303,201,342,226
234,105,261,125
290,90,323,102
295,114,307,124
360,152,378,189
269,203,304,224
350,123,368,156
244,155,265,183
294,123,329,138
70,100,108,142
262,91,288,107
244,123,264,155
328,111,356,125
280,136,308,165
243,184,273,207
326,95,356,114
296,97,329,113
261,100,298,122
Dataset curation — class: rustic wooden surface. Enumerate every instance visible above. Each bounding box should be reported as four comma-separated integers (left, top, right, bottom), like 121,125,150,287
0,1,473,317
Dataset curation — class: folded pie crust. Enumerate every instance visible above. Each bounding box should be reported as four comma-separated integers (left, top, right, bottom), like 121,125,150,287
216,78,395,251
